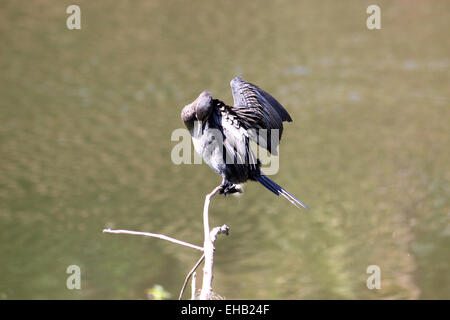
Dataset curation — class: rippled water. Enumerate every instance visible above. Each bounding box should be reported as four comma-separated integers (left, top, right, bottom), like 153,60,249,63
0,0,449,299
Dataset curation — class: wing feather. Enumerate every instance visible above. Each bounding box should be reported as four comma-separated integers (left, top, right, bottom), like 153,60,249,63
230,76,292,154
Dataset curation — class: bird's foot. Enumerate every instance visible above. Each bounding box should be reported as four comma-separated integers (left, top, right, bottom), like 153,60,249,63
219,182,242,196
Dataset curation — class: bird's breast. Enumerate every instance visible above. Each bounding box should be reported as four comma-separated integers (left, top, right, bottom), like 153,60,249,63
191,123,226,175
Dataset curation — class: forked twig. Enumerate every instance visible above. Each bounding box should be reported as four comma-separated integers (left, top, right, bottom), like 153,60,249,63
103,185,229,300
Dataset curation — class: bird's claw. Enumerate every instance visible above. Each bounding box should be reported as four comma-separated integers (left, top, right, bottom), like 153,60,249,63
219,182,242,196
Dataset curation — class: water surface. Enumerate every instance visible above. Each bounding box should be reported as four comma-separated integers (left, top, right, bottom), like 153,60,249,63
0,0,449,299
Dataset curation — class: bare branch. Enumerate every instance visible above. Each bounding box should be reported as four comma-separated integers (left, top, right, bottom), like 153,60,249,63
103,185,229,300
199,186,223,300
103,228,204,251
178,253,205,300
191,272,197,300
210,224,230,242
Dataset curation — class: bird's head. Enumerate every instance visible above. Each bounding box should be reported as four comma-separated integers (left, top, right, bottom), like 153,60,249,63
181,90,213,131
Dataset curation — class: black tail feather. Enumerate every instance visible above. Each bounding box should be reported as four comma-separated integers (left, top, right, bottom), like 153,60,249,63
255,175,310,210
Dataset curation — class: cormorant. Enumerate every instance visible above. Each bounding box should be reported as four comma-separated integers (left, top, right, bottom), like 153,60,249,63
181,76,309,210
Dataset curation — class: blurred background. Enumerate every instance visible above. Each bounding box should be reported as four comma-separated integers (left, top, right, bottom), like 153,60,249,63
0,0,449,299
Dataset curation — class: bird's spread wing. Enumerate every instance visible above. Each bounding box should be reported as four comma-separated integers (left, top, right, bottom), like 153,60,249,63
229,76,292,154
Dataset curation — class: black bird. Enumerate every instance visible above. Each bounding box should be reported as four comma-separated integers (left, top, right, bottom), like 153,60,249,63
181,76,309,210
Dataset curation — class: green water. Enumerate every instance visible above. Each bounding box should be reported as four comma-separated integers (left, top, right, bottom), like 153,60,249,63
0,0,449,299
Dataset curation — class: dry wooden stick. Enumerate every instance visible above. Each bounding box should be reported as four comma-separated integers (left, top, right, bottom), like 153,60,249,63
103,184,229,300
102,228,203,251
